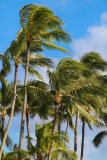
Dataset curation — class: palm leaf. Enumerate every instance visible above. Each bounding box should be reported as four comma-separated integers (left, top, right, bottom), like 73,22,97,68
92,130,107,147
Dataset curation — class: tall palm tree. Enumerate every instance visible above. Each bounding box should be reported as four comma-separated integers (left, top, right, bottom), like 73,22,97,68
0,30,55,158
92,75,107,148
19,4,72,150
0,80,14,158
0,60,18,159
47,57,93,160
79,52,107,160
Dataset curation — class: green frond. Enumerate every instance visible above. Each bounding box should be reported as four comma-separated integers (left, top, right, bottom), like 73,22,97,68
28,54,54,68
4,149,30,160
28,66,43,80
41,30,71,43
5,135,13,151
20,4,34,27
90,115,106,128
92,130,107,147
52,147,77,160
75,104,92,122
87,120,93,130
81,52,107,71
41,41,71,53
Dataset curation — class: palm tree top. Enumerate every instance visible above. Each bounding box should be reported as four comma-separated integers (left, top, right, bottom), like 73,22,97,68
80,52,107,71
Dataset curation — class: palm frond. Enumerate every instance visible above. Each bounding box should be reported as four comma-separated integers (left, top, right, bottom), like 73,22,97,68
41,41,71,53
92,130,107,147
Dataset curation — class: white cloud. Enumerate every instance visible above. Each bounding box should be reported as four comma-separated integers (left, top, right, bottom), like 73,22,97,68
100,12,107,24
71,12,107,60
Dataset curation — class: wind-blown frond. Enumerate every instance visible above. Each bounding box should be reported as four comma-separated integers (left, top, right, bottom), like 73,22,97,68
81,52,107,71
92,130,107,147
52,147,77,160
5,135,13,151
4,149,30,160
41,41,71,53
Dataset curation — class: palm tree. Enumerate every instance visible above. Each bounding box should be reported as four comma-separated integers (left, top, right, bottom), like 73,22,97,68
0,29,55,157
0,62,18,159
92,76,107,148
80,100,106,160
52,57,92,155
79,52,107,160
47,57,93,160
19,4,71,150
26,122,76,160
0,80,15,160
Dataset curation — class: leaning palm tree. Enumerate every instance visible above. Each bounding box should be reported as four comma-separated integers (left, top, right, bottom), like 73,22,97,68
0,128,13,160
0,80,14,159
0,76,18,159
19,4,71,150
0,30,55,157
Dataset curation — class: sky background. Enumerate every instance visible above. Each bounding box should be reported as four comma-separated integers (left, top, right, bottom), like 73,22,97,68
0,0,107,159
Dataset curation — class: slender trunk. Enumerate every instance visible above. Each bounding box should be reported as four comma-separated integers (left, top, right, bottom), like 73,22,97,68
74,111,79,153
58,101,63,133
58,122,61,133
26,112,30,150
26,113,30,137
0,66,18,159
1,117,5,160
48,102,59,160
80,117,86,160
19,42,30,149
37,152,43,160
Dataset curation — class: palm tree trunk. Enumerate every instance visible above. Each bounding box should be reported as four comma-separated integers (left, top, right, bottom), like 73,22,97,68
58,122,61,133
26,112,30,150
19,41,30,150
0,65,18,159
1,117,5,160
80,117,86,160
48,102,59,160
26,113,30,137
74,110,79,153
58,101,63,133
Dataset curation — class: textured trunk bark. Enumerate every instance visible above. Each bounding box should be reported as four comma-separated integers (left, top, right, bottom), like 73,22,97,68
26,113,30,137
26,112,30,150
0,66,18,159
80,117,86,160
58,122,61,133
48,102,59,160
37,152,43,160
58,101,63,133
74,111,79,153
19,42,30,150
1,117,5,160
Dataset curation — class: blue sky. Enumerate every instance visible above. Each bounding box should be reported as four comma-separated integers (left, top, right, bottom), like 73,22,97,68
1,0,107,159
